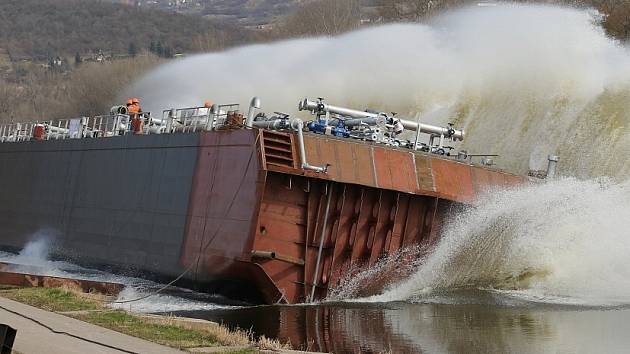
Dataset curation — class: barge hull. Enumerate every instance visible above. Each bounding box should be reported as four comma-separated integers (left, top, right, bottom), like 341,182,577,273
0,129,522,304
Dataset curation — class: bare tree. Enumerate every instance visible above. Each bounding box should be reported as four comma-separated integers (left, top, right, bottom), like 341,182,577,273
0,54,161,124
278,0,362,37
377,0,464,21
376,0,630,41
191,28,229,53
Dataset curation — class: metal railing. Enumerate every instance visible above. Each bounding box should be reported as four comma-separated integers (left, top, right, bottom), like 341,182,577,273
0,103,241,143
214,103,240,128
158,103,240,134
84,114,133,137
160,106,212,133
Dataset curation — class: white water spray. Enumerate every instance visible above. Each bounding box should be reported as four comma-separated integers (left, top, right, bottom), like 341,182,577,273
0,232,231,312
9,229,60,269
12,238,51,265
128,3,630,177
367,178,630,306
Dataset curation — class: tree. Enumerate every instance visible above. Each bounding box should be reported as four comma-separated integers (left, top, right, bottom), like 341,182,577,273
74,52,82,66
128,42,137,57
278,0,362,37
149,41,156,53
163,46,173,58
0,0,241,59
155,41,163,57
377,0,461,21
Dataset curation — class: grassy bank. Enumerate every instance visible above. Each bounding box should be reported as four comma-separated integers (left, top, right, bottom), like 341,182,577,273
0,286,266,353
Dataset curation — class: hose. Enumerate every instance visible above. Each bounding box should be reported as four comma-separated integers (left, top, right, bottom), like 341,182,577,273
106,133,260,305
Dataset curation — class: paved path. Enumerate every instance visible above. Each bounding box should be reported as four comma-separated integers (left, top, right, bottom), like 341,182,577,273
0,296,185,354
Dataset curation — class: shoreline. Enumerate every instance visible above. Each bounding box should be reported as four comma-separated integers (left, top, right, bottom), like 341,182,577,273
0,286,303,354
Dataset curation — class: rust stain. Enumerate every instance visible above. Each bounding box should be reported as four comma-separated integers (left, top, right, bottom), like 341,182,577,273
180,129,261,269
414,154,435,193
431,159,475,203
0,270,123,296
272,133,525,203
386,150,417,193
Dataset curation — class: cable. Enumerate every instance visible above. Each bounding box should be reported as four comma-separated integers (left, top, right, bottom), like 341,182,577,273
108,264,193,304
3,141,259,308
106,132,259,305
0,304,138,354
0,132,262,353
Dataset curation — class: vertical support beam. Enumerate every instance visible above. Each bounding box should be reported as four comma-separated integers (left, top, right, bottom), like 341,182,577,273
305,182,323,248
369,190,396,266
401,197,422,247
426,197,441,244
348,188,364,249
321,184,344,286
303,181,321,300
387,193,410,254
310,181,334,302
366,190,382,252
350,188,376,264
328,185,356,287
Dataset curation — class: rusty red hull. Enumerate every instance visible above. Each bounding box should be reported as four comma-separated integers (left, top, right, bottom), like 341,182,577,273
0,128,522,304
178,129,523,304
0,262,123,296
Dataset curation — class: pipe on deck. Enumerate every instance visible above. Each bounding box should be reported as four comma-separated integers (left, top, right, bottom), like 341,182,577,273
299,98,465,141
291,119,329,173
254,118,328,173
245,97,262,128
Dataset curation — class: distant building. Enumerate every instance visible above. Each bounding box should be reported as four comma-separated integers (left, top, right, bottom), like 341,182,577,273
256,24,273,31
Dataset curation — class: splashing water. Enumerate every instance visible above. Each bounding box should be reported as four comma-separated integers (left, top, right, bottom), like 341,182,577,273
9,229,60,269
0,249,232,312
128,3,630,177
12,238,51,265
111,287,230,313
326,246,428,301
0,233,232,312
361,178,630,306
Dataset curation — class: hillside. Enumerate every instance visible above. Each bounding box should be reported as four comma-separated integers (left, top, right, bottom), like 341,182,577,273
0,0,249,60
200,0,308,26
101,0,315,26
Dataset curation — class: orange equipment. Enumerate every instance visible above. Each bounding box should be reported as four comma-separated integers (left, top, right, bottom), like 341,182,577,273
33,125,46,140
204,100,212,108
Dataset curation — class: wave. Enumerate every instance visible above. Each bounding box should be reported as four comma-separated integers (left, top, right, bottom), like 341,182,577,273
364,178,630,306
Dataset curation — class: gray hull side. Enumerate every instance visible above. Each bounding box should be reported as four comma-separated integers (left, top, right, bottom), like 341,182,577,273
0,134,200,277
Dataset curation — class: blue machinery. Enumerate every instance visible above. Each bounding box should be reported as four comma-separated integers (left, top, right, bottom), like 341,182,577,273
298,97,465,156
251,97,466,157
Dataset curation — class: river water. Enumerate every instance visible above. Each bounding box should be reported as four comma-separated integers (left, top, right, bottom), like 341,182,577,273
4,240,630,354
174,299,630,353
